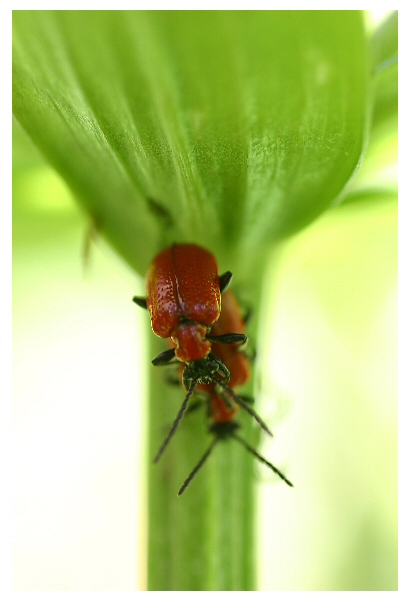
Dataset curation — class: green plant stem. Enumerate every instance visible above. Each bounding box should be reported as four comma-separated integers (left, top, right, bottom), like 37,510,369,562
147,263,266,591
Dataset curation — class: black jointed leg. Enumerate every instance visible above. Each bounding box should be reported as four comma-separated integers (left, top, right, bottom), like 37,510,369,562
219,271,233,293
206,332,248,345
133,296,148,309
152,348,177,366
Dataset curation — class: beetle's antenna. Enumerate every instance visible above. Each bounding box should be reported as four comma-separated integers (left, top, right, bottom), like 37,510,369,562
153,379,199,464
177,437,219,495
231,432,293,487
211,377,273,437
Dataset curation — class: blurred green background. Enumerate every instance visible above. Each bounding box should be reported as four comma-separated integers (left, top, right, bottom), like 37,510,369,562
13,10,397,591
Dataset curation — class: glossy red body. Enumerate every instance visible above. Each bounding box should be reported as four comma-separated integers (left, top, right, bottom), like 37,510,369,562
146,244,221,363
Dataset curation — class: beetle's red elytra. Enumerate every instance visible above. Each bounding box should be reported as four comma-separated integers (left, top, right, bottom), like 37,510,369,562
146,244,221,361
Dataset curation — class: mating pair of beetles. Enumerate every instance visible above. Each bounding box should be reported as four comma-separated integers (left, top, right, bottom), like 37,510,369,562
133,243,293,495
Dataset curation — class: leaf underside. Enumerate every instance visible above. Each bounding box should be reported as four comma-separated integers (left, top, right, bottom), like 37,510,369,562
13,11,368,279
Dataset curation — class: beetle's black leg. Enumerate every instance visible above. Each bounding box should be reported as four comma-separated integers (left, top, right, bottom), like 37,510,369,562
206,332,248,345
152,348,177,366
133,296,148,309
219,271,233,293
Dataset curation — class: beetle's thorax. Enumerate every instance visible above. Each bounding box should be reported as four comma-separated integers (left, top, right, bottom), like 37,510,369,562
171,321,211,363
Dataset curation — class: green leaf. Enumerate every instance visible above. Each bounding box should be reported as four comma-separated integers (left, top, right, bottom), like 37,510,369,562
13,11,368,280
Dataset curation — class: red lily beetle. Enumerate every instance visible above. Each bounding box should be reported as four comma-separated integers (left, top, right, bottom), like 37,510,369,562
133,244,241,372
152,290,273,463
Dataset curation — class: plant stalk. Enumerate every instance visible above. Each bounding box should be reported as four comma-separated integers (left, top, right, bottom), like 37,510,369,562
146,260,267,590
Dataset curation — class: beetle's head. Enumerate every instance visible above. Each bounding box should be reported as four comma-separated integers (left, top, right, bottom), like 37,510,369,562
182,356,223,391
